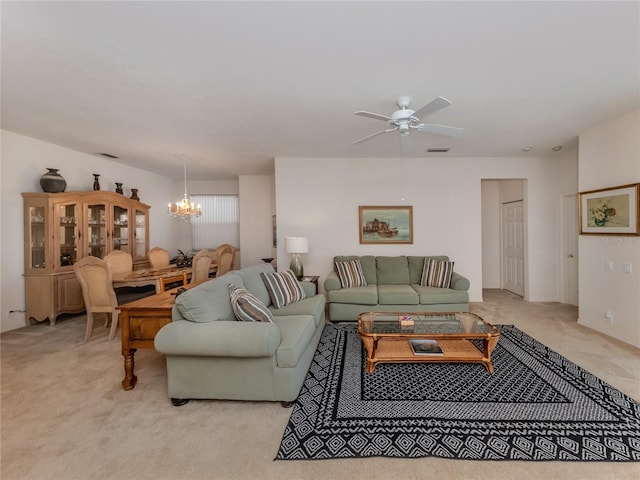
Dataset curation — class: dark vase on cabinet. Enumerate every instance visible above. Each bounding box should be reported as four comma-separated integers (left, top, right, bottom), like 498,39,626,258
40,168,67,193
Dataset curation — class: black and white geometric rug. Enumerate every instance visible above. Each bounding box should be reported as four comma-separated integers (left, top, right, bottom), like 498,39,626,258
276,324,640,461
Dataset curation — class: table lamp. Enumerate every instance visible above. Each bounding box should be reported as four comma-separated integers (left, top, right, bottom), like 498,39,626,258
285,237,309,280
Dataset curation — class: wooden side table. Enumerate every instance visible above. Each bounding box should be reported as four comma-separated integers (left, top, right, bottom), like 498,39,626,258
119,279,209,390
119,290,175,390
300,276,319,293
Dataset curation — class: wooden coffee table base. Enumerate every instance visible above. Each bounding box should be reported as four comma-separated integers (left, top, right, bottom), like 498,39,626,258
361,335,499,374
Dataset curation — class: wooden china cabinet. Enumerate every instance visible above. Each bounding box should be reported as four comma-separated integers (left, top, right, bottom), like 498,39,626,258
22,191,150,325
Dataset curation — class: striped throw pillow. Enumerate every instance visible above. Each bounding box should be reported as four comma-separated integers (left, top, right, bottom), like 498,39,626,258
260,270,306,309
335,260,368,288
228,284,274,322
420,258,455,288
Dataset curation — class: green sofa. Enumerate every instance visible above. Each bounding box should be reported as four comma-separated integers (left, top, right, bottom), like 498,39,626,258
324,255,470,321
154,263,325,406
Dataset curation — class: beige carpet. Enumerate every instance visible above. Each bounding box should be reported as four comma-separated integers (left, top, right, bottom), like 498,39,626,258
1,289,639,480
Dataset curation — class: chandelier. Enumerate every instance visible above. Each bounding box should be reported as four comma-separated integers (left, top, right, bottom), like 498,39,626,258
168,157,202,220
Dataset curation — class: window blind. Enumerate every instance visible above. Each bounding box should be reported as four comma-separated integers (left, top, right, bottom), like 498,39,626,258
190,195,239,250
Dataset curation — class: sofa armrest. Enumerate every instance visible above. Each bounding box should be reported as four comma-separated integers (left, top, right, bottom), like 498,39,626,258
299,281,316,297
324,271,342,291
154,320,281,357
450,272,470,291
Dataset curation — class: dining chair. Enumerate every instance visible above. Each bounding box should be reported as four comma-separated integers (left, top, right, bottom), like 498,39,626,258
215,243,237,277
103,250,133,278
190,249,215,284
74,256,120,342
148,246,170,269
158,271,188,293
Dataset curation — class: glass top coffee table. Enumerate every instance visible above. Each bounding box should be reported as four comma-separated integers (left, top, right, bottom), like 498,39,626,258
358,311,500,374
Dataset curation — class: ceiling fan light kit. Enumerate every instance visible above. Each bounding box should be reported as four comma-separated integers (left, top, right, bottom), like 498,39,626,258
353,96,464,153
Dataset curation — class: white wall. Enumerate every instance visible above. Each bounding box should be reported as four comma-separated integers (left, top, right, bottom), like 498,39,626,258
275,156,575,303
238,175,275,268
0,130,186,331
481,180,501,289
578,109,640,347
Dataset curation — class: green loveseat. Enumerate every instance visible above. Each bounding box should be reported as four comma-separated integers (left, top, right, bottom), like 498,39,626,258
324,255,469,321
154,263,325,406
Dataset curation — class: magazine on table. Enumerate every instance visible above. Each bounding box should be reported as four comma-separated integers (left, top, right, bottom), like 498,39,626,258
409,339,444,356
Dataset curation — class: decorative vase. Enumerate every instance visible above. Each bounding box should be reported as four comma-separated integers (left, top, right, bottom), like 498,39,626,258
93,174,101,190
115,183,123,194
130,188,140,201
594,217,606,227
290,254,304,280
40,168,67,193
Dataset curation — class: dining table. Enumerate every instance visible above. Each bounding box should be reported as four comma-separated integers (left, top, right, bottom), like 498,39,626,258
112,262,217,293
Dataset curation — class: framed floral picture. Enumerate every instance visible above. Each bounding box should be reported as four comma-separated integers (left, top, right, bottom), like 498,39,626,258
359,206,413,244
579,183,640,235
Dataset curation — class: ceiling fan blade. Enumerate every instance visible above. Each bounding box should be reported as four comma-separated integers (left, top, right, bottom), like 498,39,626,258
411,96,452,120
400,133,411,155
419,123,465,137
352,129,389,145
354,111,393,122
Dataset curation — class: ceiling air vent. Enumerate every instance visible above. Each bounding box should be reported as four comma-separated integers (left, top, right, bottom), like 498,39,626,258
98,152,119,159
427,147,450,153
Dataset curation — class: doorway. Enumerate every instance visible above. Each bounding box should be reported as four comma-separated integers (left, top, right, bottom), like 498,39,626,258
481,179,526,298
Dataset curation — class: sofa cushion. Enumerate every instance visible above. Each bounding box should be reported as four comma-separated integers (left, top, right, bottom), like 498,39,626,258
236,263,276,306
327,285,378,305
173,272,244,323
376,256,410,284
261,270,306,309
334,255,377,284
412,284,469,304
377,284,419,305
272,315,317,368
228,284,274,323
421,258,455,288
335,260,367,288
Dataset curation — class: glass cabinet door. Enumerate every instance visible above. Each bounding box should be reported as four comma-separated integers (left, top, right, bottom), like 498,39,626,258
87,203,107,259
57,202,79,269
134,209,146,260
111,204,130,254
28,205,47,270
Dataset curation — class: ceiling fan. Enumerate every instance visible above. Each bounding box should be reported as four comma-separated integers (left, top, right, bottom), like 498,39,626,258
353,96,464,154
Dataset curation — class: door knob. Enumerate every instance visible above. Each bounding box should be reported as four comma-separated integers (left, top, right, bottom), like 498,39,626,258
567,254,574,258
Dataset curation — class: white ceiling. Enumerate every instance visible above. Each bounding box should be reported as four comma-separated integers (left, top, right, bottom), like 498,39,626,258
2,1,639,180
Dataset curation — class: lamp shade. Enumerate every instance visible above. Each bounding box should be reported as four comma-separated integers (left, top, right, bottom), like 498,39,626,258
285,237,309,254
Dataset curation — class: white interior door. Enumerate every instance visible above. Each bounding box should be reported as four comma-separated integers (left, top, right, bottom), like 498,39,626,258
564,194,579,306
502,201,525,296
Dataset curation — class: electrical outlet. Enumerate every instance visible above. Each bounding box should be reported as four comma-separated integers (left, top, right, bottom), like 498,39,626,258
605,260,613,272
605,310,613,324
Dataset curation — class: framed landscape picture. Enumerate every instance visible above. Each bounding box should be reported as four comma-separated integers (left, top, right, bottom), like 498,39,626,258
359,206,413,244
579,183,640,235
